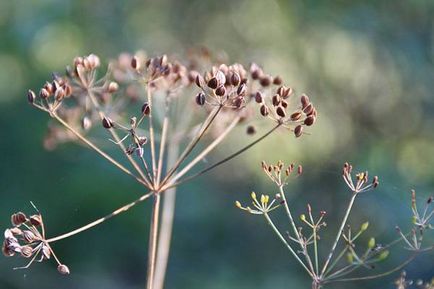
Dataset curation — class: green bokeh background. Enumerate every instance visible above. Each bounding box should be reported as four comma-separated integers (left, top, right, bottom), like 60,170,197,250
1,0,433,288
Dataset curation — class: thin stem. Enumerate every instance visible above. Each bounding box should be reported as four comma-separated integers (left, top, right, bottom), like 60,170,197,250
326,254,417,283
324,247,348,277
169,116,240,184
320,193,357,278
156,112,169,187
153,144,180,289
146,85,158,184
52,114,148,187
87,89,152,188
264,213,313,278
279,185,316,275
161,123,281,191
160,105,222,187
313,224,319,275
147,193,161,289
46,191,153,243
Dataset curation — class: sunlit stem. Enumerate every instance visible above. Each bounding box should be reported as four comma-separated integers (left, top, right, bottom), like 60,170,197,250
323,246,348,277
146,85,158,184
279,185,316,274
46,191,153,243
160,105,222,188
320,192,357,278
325,254,417,283
161,123,281,191
153,144,180,289
87,89,152,188
147,193,161,289
169,116,240,184
52,113,149,188
264,212,314,278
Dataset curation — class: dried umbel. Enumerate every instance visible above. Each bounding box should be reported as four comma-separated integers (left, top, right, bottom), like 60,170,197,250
236,162,433,289
10,50,317,287
3,204,68,274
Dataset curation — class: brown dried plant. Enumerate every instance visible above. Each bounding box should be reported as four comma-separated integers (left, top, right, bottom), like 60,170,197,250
3,50,317,289
236,161,433,289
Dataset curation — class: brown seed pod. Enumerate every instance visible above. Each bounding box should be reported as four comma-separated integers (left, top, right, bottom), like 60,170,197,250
131,56,139,70
281,100,288,108
102,117,114,129
11,212,27,226
20,246,33,258
294,125,303,137
276,106,286,118
215,71,226,87
290,112,302,121
234,97,244,108
301,94,310,107
272,95,281,106
141,103,151,115
259,75,272,87
195,75,205,88
23,230,36,243
260,105,269,117
195,92,206,106
207,77,218,89
58,264,70,275
246,125,256,135
250,63,262,80
303,103,314,115
255,91,263,103
304,115,316,126
27,90,36,104
237,83,247,96
39,88,50,99
231,72,241,86
30,214,42,226
273,76,283,85
215,85,226,96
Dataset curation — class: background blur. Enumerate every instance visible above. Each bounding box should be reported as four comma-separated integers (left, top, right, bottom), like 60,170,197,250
1,0,433,288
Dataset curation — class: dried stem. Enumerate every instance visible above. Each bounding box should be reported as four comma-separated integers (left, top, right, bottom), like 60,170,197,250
52,113,148,187
264,212,314,277
153,144,180,289
46,191,153,243
146,85,158,184
147,193,161,289
169,116,241,184
160,105,222,188
87,89,152,188
320,193,357,278
161,123,282,190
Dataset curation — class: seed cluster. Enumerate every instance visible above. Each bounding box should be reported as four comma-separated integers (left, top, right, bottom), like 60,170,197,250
2,208,69,274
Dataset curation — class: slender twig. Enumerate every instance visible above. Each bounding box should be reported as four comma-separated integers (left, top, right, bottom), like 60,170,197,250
264,212,314,277
147,193,161,289
87,89,153,188
52,114,148,187
156,107,170,187
320,193,357,278
279,185,316,275
325,254,417,283
46,191,153,243
160,105,222,187
146,85,158,184
153,144,180,289
169,116,241,184
160,123,281,191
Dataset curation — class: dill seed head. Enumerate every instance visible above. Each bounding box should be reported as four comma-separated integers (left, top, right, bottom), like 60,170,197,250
11,212,27,226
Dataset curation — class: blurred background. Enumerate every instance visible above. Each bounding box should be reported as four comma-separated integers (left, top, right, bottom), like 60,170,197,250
1,0,433,288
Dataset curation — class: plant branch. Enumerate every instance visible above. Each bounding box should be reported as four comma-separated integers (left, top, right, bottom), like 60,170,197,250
46,191,153,243
147,193,161,289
